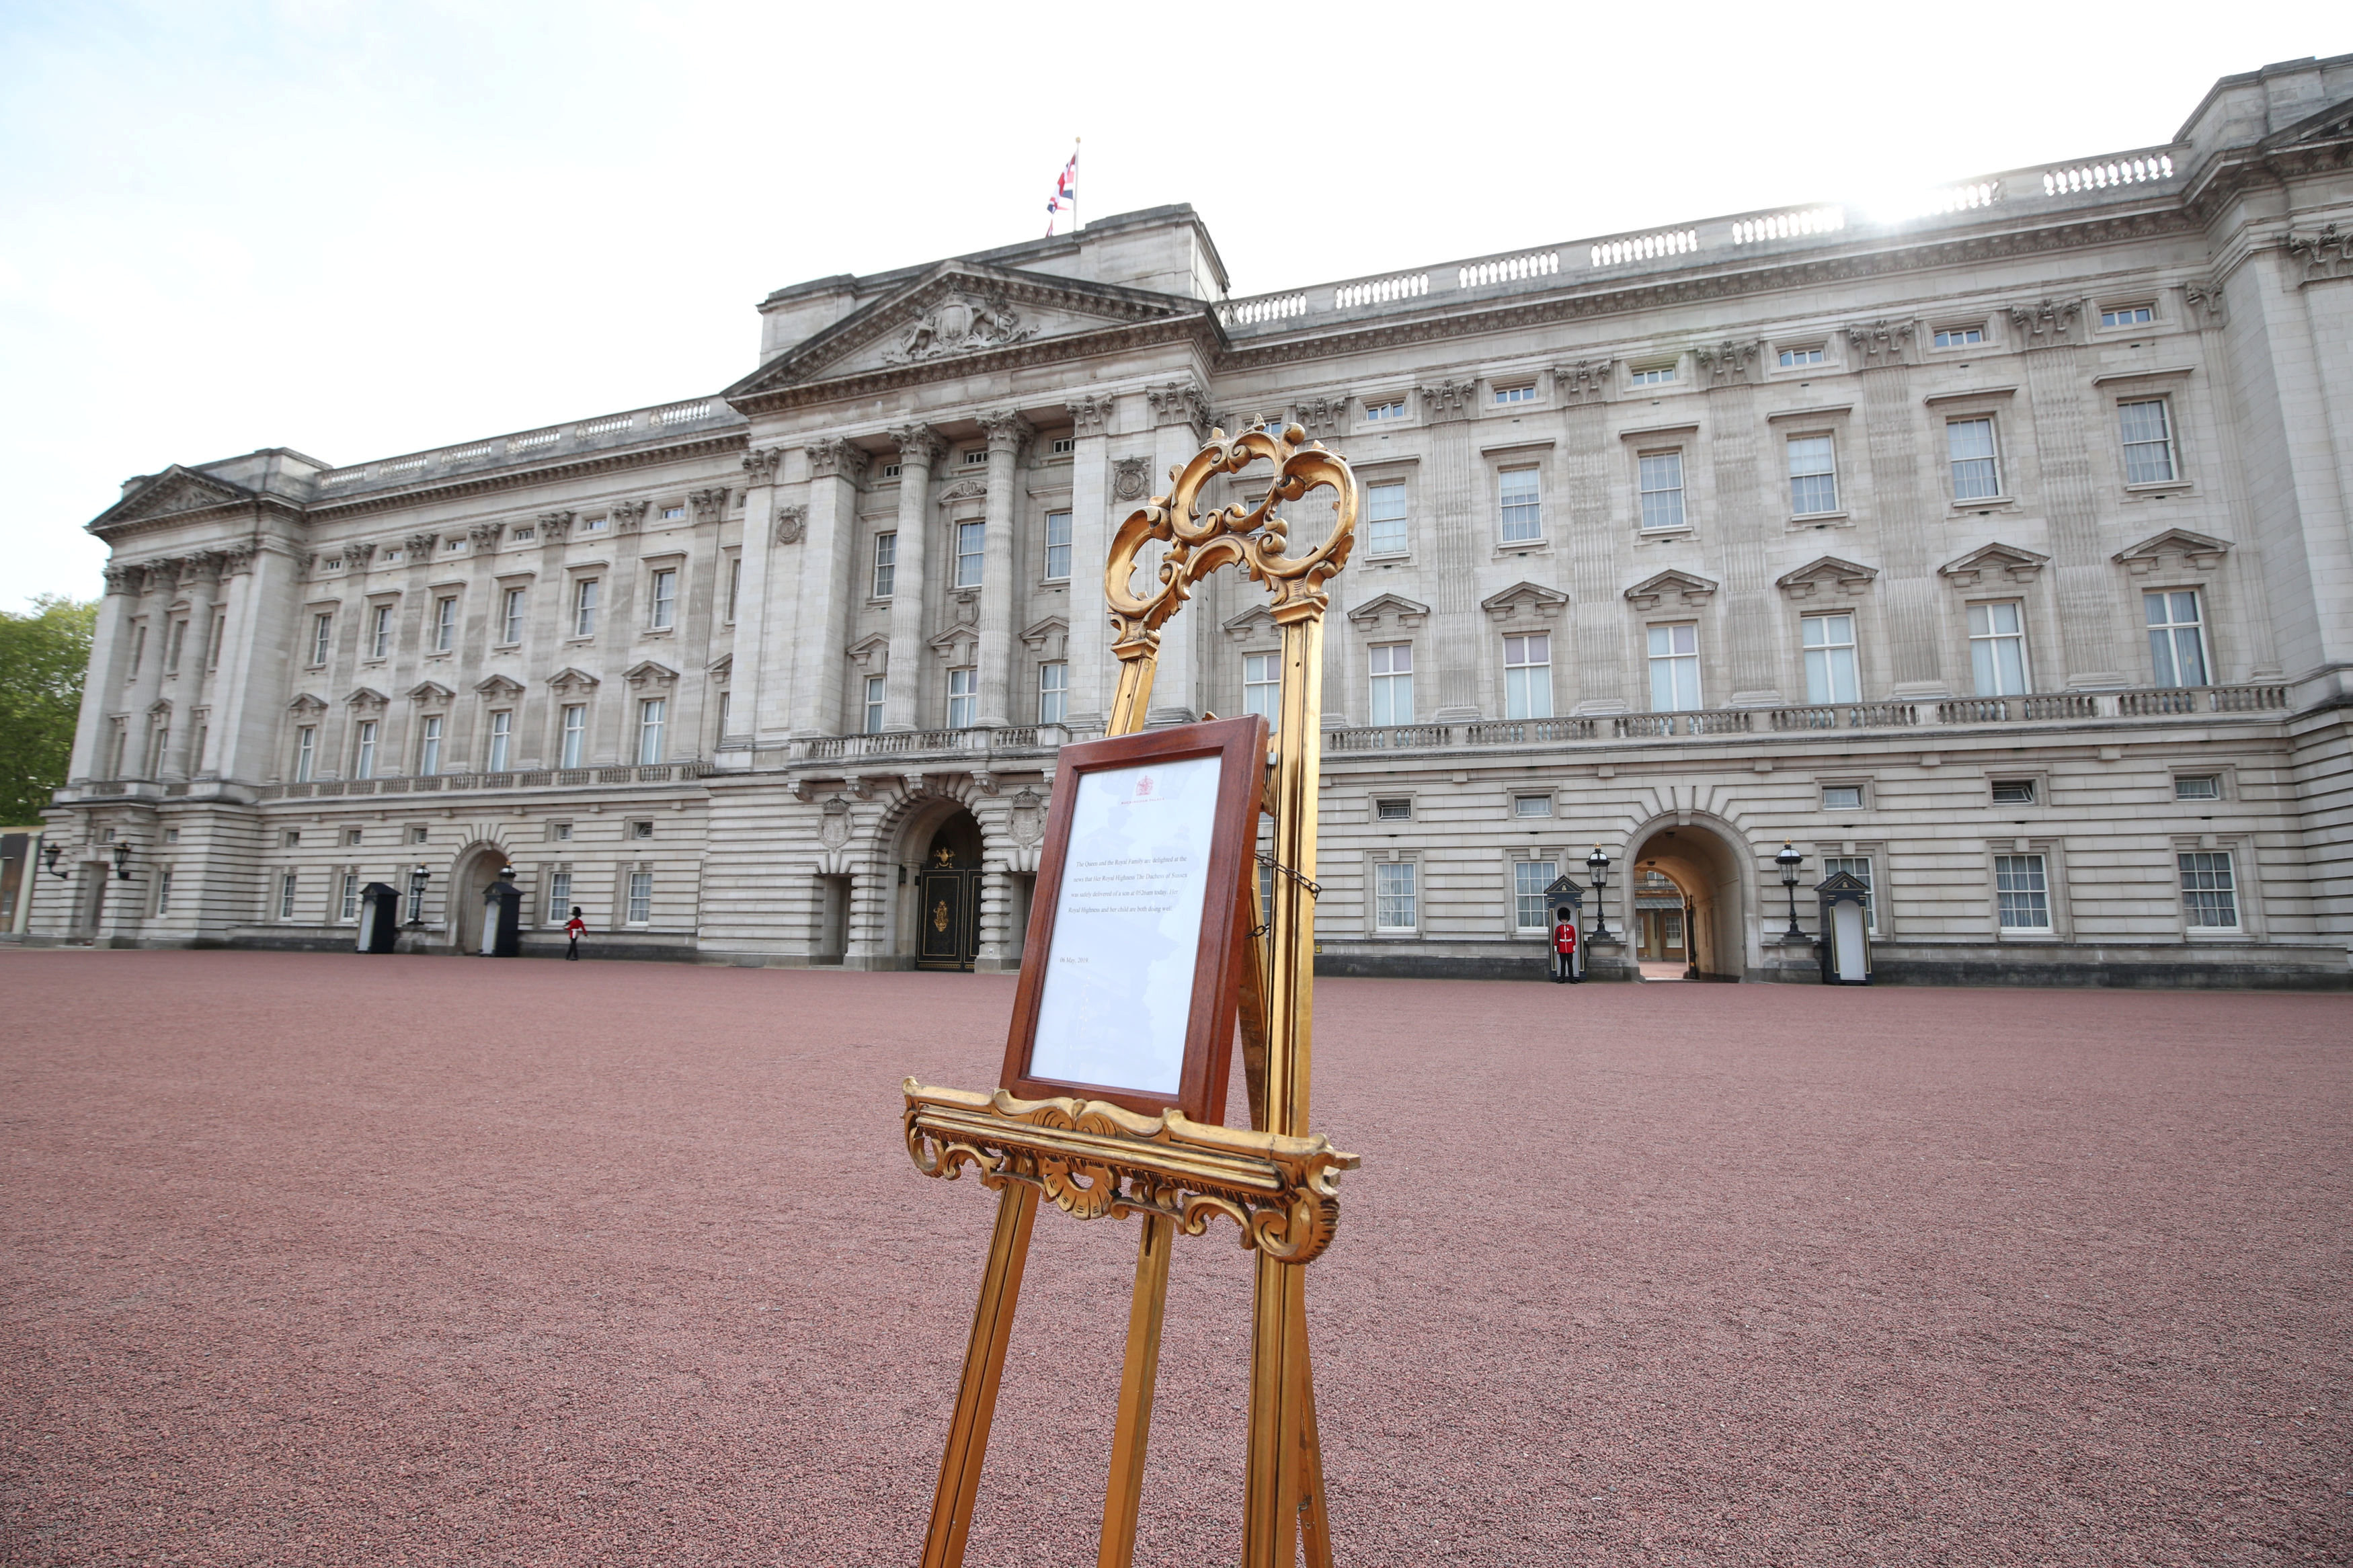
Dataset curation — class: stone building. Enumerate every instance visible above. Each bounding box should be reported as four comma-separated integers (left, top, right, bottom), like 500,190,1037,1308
29,55,2353,985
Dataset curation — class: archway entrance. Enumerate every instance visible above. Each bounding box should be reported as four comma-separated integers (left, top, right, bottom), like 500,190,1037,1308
450,843,511,954
1623,822,1748,982
914,810,984,971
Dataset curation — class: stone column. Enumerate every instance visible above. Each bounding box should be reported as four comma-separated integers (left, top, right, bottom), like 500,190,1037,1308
1553,361,1624,712
69,564,140,782
2011,300,2124,688
975,411,1033,727
1144,384,1208,725
210,542,295,784
162,554,223,777
122,557,177,775
793,440,869,737
733,448,784,744
1699,343,1776,704
882,425,942,731
1420,378,1481,720
1062,393,1116,731
1849,320,1949,696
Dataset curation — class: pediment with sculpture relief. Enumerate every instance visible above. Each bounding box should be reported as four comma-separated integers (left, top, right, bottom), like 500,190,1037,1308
727,261,1208,401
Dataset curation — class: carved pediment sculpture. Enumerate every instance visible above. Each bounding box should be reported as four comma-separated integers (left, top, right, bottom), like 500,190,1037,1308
1345,591,1432,631
1937,542,2049,587
1623,569,1719,610
1480,581,1571,623
2113,528,2231,575
883,290,1037,364
1774,556,1880,599
93,464,251,530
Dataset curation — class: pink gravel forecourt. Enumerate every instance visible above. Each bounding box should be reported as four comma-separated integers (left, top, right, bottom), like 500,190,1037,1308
1,948,2348,1567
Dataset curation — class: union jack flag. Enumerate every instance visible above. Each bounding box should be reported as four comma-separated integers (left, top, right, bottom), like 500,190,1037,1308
1045,144,1078,234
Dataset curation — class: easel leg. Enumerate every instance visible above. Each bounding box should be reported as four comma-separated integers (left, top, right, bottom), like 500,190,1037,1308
1294,1290,1332,1568
1240,1253,1308,1568
1098,1212,1175,1568
921,1184,1040,1568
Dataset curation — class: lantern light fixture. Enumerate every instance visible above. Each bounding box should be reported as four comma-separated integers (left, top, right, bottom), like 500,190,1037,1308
1776,841,1807,942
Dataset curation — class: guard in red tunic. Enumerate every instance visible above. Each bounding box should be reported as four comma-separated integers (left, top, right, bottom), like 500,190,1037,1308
1552,907,1579,983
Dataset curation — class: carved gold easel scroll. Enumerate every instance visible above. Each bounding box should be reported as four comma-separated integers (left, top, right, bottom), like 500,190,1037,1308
906,421,1361,1568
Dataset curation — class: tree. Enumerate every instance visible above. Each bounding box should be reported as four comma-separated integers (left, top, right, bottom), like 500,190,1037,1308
0,595,97,823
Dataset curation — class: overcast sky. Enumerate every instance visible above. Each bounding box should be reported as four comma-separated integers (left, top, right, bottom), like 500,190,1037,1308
1,1,2342,607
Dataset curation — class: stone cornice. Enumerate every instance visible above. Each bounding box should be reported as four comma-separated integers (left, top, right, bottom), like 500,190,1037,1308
730,314,1220,417
91,494,304,545
307,430,749,520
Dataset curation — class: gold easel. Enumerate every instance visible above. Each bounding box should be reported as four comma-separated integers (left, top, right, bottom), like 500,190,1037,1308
903,421,1361,1567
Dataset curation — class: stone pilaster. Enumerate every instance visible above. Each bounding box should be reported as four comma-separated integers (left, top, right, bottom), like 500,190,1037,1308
975,411,1031,726
732,446,785,745
1062,393,1115,729
882,425,942,731
2010,300,2123,688
1554,361,1622,712
161,555,223,776
1144,385,1208,725
1848,319,1948,696
793,438,869,737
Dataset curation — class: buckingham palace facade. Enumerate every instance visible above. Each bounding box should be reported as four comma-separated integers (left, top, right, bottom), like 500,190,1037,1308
28,56,2353,986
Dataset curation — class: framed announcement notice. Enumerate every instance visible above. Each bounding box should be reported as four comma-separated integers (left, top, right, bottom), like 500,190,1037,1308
1000,714,1268,1123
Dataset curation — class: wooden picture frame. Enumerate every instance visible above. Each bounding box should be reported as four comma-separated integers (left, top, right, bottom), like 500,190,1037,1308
1000,714,1267,1123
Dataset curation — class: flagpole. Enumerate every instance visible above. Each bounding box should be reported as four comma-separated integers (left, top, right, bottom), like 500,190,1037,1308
1072,136,1080,233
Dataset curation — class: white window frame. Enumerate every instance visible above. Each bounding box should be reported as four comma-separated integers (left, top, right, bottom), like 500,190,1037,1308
1821,783,1866,811
1947,417,2002,501
1777,345,1825,368
418,714,444,776
1967,600,2032,697
725,556,742,624
1800,612,1859,704
2145,589,2209,689
432,595,456,653
1931,325,1985,349
863,675,887,735
1043,510,1072,581
1365,480,1409,556
1492,382,1538,405
626,870,653,925
559,704,586,768
648,567,678,630
1647,622,1701,712
1361,397,1408,423
2100,302,2156,329
1637,450,1686,532
1373,859,1419,932
340,872,360,923
369,604,393,660
573,577,600,638
278,870,298,921
487,710,512,772
2118,398,2178,485
548,868,573,924
1242,652,1281,730
1820,854,1877,933
311,612,333,666
1368,643,1414,726
1993,852,2053,934
353,718,377,780
954,520,986,589
1787,434,1839,517
946,667,978,729
1514,858,1559,932
1511,794,1553,819
1503,631,1552,719
1497,466,1542,544
1628,363,1675,387
155,868,174,916
2177,849,2240,932
872,532,897,599
294,726,316,782
2173,774,2222,802
637,698,666,765
500,586,526,645
1037,661,1068,724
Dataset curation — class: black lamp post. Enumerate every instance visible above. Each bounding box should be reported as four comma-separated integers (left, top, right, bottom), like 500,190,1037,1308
1585,844,1613,940
111,841,132,881
1776,841,1806,943
406,864,429,927
42,841,69,879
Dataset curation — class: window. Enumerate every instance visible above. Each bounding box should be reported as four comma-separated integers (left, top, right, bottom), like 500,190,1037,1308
573,579,599,637
1498,468,1542,543
552,822,572,841
631,820,654,840
649,568,677,630
1821,854,1876,930
2174,774,2221,802
582,515,607,534
2101,304,2155,327
1494,383,1536,405
1647,624,1701,711
432,597,456,653
1513,794,1552,818
166,618,186,673
1049,436,1076,456
2119,399,2177,484
1515,860,1558,930
409,825,428,844
725,558,742,623
1503,632,1552,719
660,505,686,522
354,719,377,780
370,604,393,659
417,714,443,776
880,462,902,481
2178,851,2239,929
637,698,666,764
627,871,653,925
1374,861,1418,930
403,870,424,922
1368,643,1414,725
487,710,512,772
947,667,978,729
130,622,146,677
1037,662,1068,723
955,521,986,589
1800,613,1858,704
1822,784,1865,811
560,704,586,768
1948,418,2001,501
1991,779,2036,805
340,873,359,923
962,448,988,466
278,872,298,920
872,533,897,598
1638,451,1686,530
1788,436,1839,515
192,724,206,770
1362,398,1406,422
1375,798,1411,821
1968,602,2031,696
2145,590,2208,688
1629,364,1675,386
1243,653,1281,730
344,827,362,846
1043,510,1072,581
294,727,316,782
1932,325,1984,349
864,675,887,735
206,612,224,670
1994,854,2051,931
1778,345,1824,367
145,719,168,778
549,870,572,921
311,613,333,665
511,526,534,542
156,868,174,916
501,587,526,645
1365,481,1408,555
715,690,731,743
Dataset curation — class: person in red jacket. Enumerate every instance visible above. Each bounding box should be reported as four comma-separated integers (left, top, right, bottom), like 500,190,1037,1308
565,906,587,961
1552,906,1579,983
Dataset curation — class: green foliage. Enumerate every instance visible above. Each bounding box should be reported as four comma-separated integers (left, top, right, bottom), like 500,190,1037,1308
0,595,97,823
